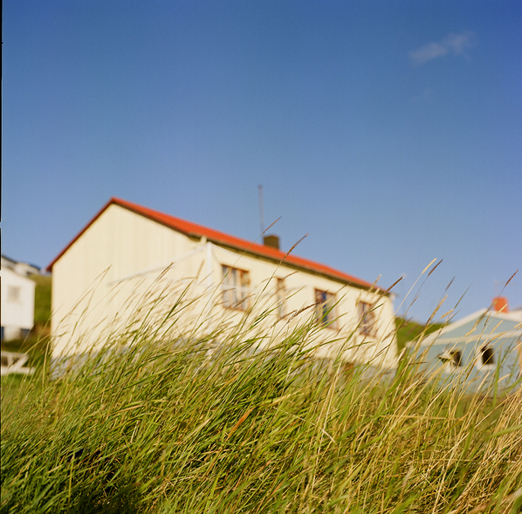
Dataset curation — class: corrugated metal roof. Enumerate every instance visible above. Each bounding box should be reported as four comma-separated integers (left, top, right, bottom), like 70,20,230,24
47,197,386,292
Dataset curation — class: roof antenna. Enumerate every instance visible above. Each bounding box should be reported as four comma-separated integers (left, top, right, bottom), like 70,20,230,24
258,184,265,235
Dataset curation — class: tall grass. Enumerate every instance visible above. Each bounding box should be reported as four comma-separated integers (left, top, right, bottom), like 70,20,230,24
2,293,521,513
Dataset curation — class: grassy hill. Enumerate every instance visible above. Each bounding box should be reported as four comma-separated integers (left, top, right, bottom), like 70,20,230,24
3,284,520,512
31,274,52,326
2,310,520,513
395,316,444,352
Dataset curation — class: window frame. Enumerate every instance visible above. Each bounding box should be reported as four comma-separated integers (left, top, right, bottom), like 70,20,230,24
358,301,376,336
438,348,464,371
314,289,337,329
476,344,495,371
449,349,463,368
221,265,251,311
276,278,286,318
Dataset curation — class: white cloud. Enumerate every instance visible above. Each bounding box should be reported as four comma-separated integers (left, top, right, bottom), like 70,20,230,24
410,31,476,65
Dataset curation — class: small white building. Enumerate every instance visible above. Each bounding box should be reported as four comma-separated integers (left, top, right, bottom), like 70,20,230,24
1,261,36,342
47,198,398,367
2,254,42,277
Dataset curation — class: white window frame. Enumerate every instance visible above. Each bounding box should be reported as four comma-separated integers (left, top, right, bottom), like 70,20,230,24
222,265,250,311
448,349,463,368
438,348,464,371
475,344,496,371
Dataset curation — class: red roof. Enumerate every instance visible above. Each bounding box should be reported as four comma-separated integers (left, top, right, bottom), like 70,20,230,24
47,197,385,292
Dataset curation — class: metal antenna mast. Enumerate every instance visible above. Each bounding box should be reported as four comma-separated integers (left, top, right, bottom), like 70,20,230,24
258,185,265,236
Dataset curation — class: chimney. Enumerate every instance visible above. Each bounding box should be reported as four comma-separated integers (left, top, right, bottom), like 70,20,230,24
263,234,280,250
492,296,509,313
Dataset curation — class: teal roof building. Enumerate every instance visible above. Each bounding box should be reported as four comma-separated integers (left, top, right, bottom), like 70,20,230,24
410,298,522,394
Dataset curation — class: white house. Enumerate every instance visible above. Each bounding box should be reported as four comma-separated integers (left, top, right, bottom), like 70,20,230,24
2,254,42,277
1,261,36,342
47,198,398,368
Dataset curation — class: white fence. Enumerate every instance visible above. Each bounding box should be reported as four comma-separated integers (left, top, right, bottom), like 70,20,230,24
1,351,35,376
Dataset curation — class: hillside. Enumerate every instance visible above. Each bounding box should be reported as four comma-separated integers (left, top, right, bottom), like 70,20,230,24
395,316,444,352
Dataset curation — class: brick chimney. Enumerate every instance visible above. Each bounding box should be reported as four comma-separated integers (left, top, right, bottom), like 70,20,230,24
492,296,509,313
263,234,280,250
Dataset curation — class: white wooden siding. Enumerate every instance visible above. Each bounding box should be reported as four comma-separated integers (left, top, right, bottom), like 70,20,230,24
51,204,397,367
1,268,36,340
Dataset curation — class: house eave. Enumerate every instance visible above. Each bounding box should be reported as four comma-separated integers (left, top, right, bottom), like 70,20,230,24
46,198,390,296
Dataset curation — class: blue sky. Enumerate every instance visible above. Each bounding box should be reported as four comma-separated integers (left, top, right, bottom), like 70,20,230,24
3,0,522,322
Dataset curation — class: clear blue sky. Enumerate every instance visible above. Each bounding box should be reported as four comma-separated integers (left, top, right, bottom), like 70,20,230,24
3,0,521,322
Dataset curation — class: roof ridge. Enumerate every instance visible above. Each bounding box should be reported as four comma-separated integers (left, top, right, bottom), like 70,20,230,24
47,197,385,293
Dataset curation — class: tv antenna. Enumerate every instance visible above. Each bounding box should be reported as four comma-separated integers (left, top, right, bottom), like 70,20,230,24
258,184,265,235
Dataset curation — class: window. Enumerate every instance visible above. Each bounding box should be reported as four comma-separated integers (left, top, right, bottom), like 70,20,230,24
359,301,376,336
276,278,286,318
222,265,250,310
315,289,336,328
450,350,462,367
7,286,21,303
439,349,463,368
478,345,495,369
437,349,462,368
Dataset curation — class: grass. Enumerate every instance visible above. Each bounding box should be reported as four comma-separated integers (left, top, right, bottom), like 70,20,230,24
2,293,521,513
31,274,52,326
1,335,50,369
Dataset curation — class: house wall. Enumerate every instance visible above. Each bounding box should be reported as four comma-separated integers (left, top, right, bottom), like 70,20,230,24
1,267,36,341
51,204,397,367
209,244,397,366
51,204,192,355
413,311,522,393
